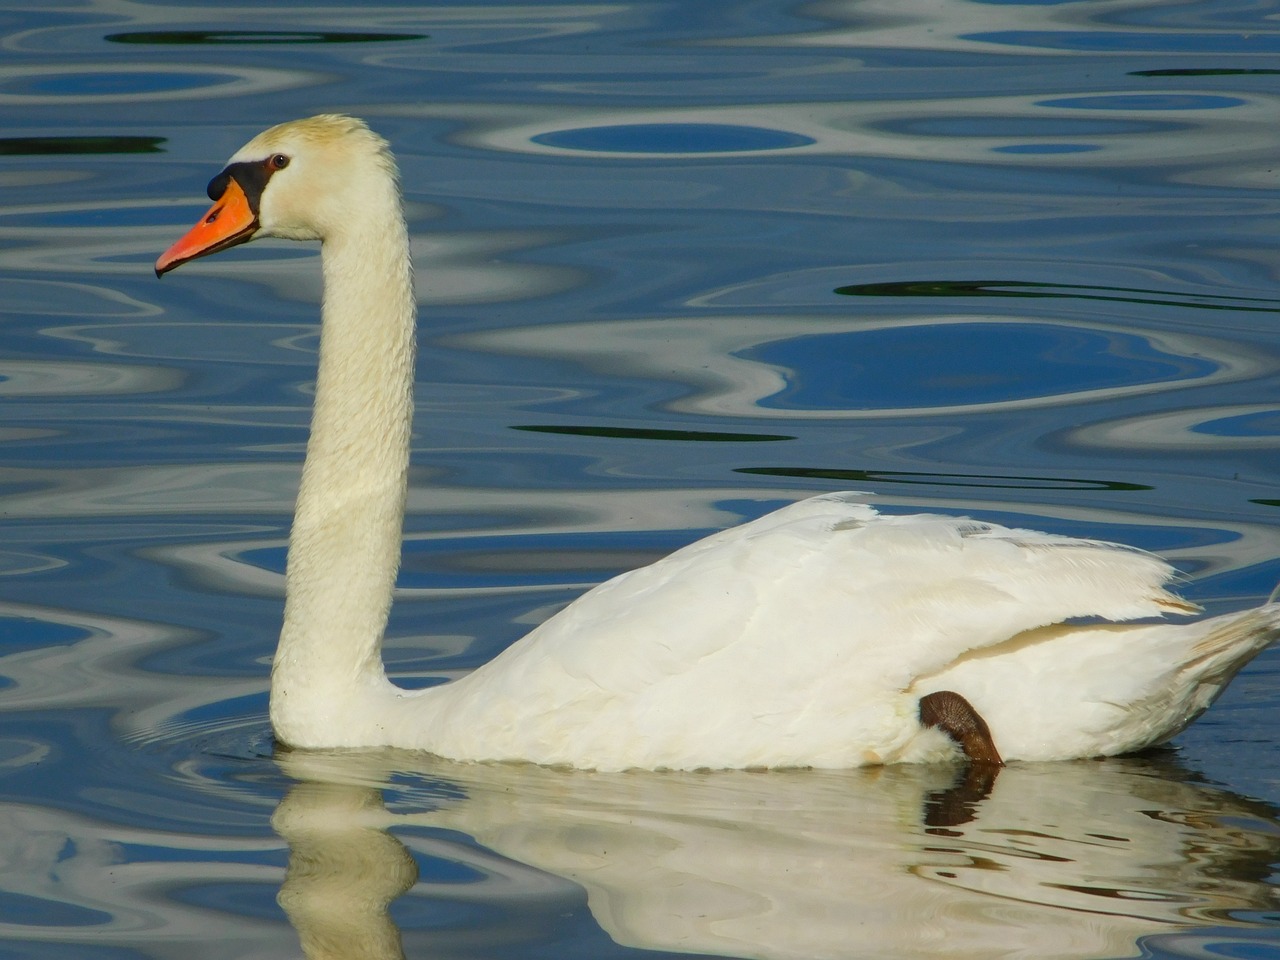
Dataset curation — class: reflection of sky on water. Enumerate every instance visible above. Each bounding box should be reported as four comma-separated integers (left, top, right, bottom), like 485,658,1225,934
532,123,818,153
0,0,1279,957
456,312,1269,420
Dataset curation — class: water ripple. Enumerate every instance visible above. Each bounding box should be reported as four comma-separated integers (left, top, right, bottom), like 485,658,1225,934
1071,405,1280,453
458,314,1269,419
532,122,816,154
0,360,180,397
0,64,317,105
388,92,1280,167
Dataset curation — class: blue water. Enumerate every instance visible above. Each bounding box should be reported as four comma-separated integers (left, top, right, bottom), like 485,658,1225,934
1,1,1280,957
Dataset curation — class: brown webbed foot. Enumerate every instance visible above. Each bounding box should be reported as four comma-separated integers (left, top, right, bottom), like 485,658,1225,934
919,690,1004,766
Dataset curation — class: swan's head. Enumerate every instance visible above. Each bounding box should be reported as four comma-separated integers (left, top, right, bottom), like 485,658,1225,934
156,114,398,276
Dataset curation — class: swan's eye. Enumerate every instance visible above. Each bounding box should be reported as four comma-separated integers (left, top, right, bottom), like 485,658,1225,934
269,154,290,170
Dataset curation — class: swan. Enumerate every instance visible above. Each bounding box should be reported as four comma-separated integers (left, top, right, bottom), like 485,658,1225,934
155,114,1280,771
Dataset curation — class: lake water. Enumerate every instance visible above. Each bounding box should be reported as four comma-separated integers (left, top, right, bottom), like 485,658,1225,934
1,1,1279,957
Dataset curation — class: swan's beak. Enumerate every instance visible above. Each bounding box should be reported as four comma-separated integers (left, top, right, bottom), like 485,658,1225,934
155,177,258,277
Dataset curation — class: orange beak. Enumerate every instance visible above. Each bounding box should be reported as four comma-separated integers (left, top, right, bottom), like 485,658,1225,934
155,177,258,277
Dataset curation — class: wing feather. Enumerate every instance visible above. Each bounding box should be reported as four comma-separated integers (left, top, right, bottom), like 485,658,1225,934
422,493,1198,767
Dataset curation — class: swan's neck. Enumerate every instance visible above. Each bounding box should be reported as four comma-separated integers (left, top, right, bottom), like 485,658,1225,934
271,198,415,747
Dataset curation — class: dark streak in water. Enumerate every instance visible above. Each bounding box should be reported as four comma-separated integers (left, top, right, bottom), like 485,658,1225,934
835,279,1280,313
736,466,1152,491
1132,69,1280,77
104,31,427,45
513,424,795,442
0,136,165,155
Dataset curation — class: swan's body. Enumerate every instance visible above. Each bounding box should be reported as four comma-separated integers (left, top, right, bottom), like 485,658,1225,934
157,115,1280,771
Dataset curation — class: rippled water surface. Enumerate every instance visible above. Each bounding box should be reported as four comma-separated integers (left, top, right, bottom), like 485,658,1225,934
2,1,1280,957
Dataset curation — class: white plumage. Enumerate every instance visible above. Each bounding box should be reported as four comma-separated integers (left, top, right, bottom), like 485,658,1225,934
156,115,1280,771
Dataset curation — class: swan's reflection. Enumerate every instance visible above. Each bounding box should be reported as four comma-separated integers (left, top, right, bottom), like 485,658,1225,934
273,752,1280,960
275,781,418,960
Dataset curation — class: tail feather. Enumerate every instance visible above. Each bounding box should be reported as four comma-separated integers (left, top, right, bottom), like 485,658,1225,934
1185,604,1280,685
1120,604,1280,755
1155,595,1203,616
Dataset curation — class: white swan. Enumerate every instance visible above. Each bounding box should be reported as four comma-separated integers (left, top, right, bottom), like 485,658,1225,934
156,115,1280,771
